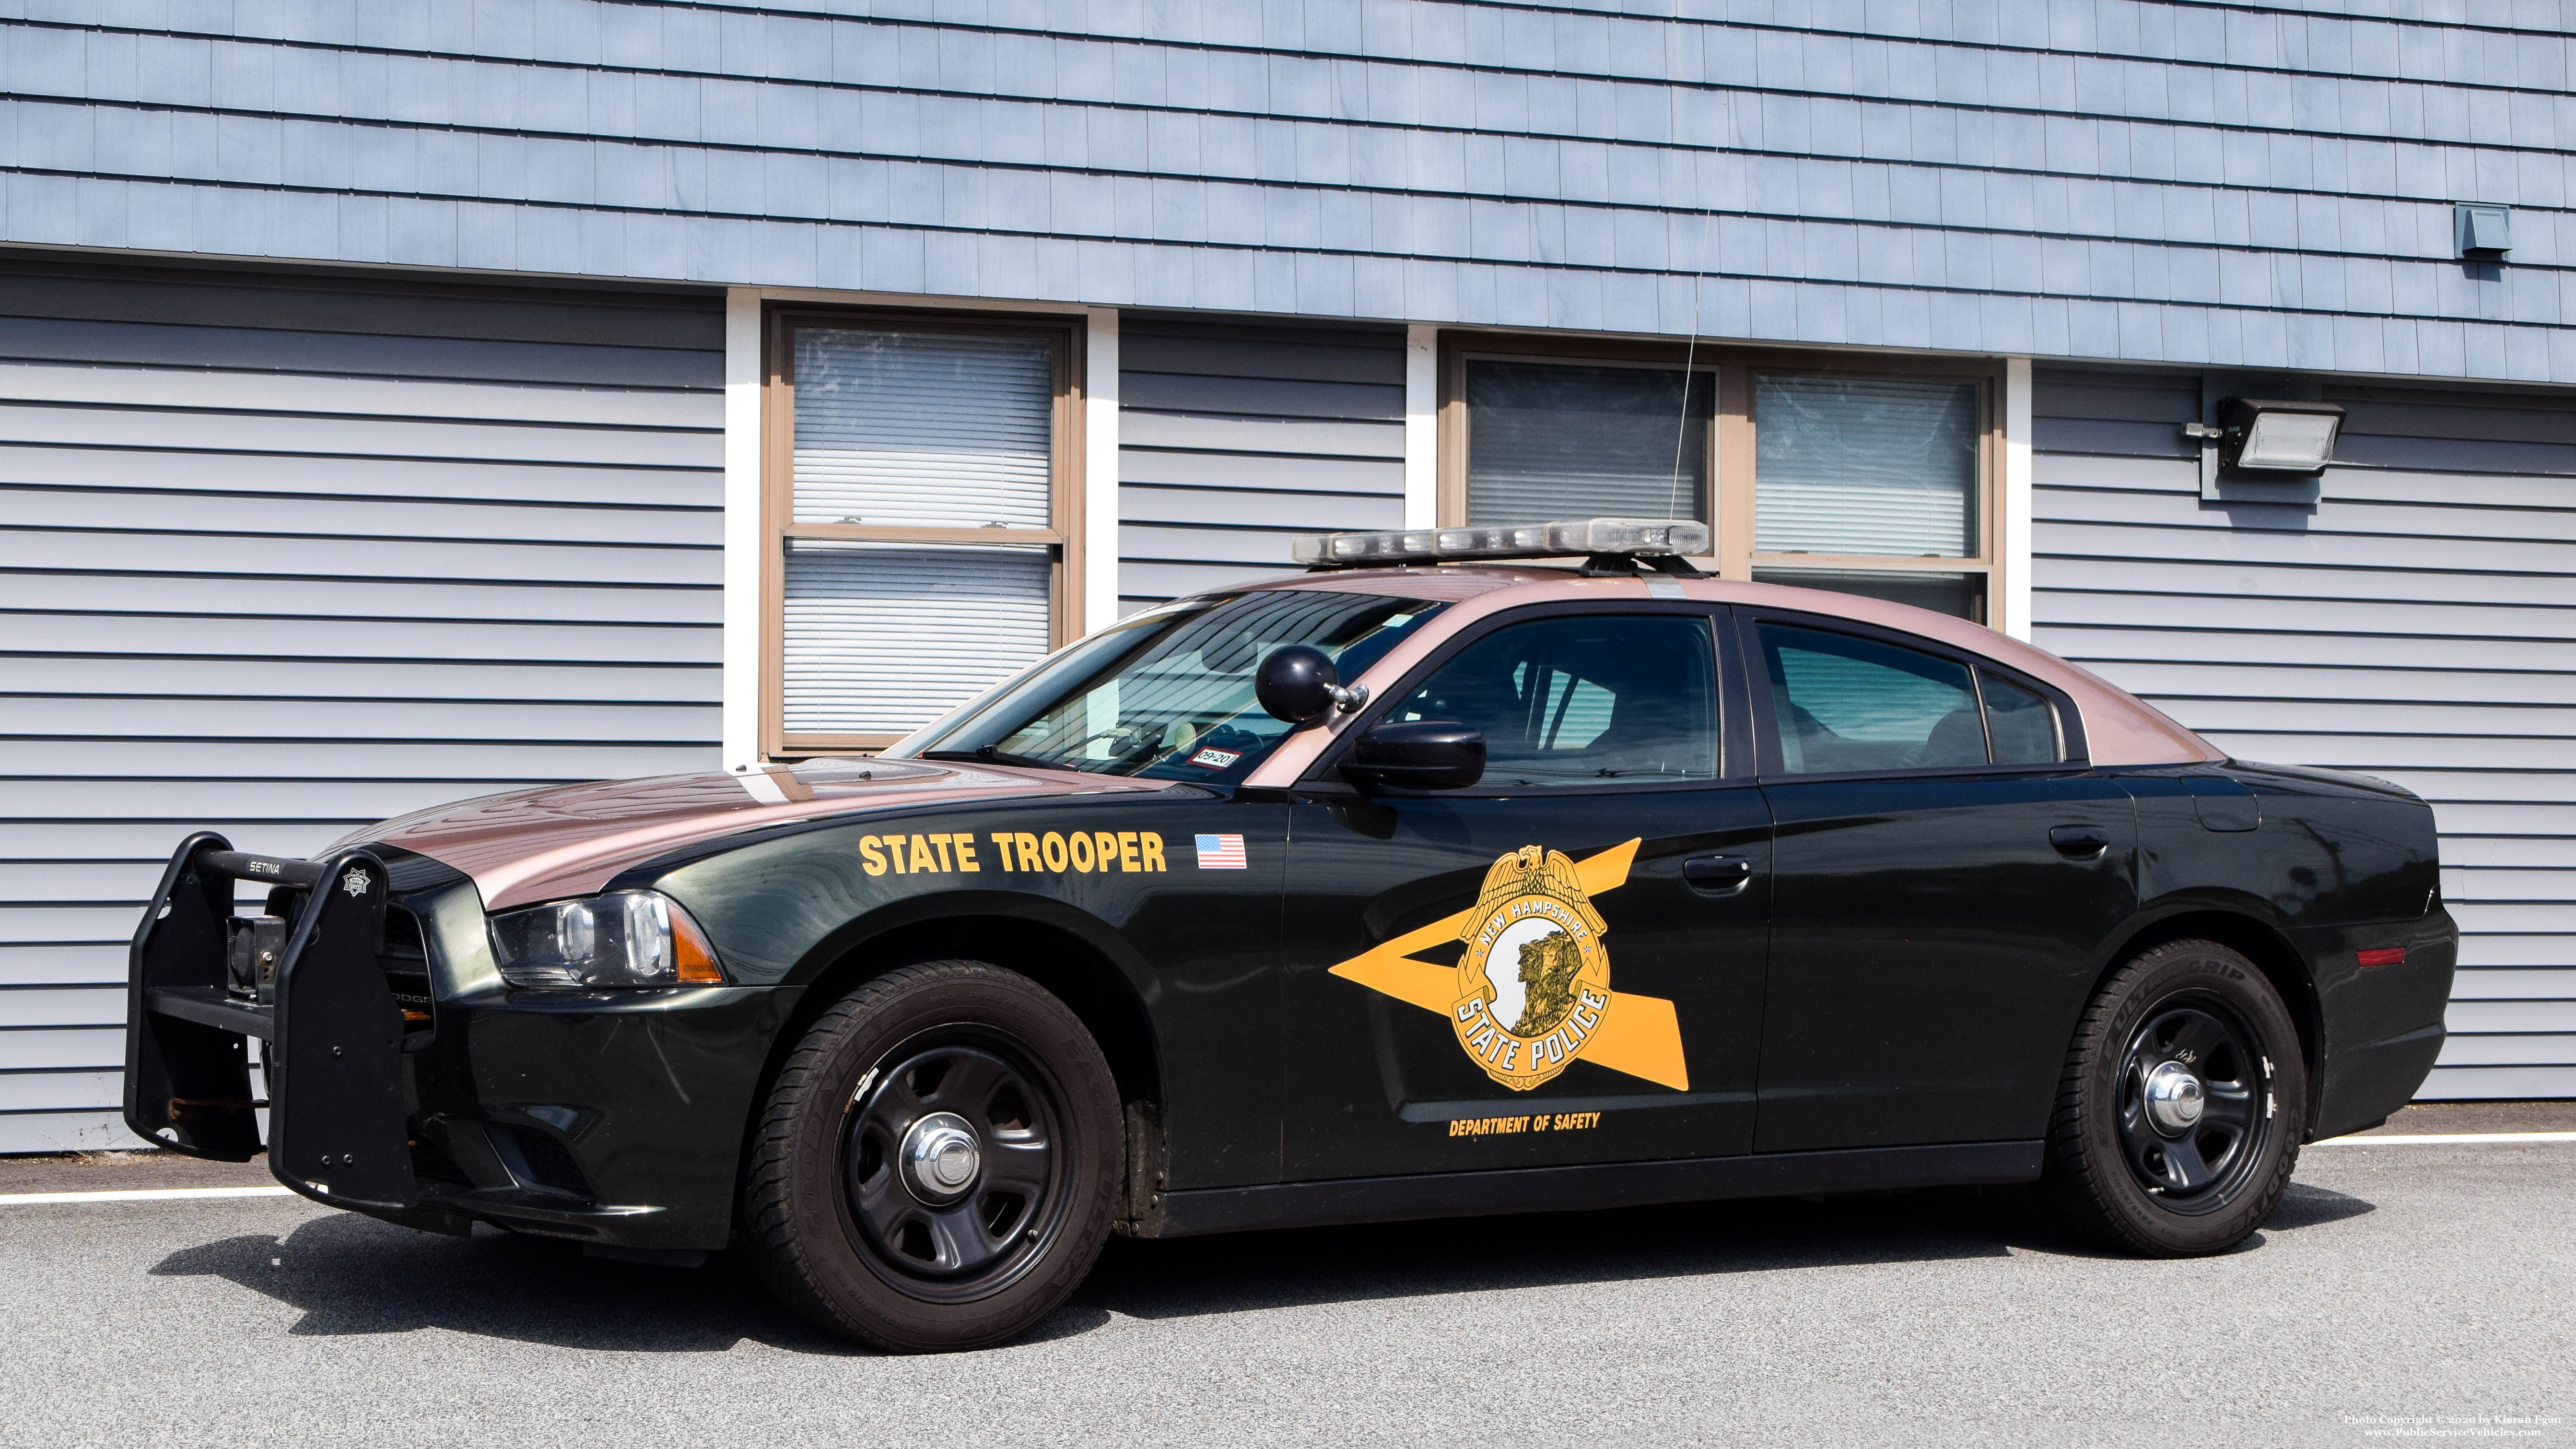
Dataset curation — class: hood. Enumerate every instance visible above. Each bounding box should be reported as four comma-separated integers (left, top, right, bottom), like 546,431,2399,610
334,759,1172,911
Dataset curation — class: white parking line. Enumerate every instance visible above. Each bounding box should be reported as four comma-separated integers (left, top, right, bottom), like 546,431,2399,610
2313,1131,2576,1146
0,1185,296,1206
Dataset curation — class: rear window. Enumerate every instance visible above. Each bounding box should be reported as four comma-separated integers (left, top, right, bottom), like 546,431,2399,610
1758,623,2061,774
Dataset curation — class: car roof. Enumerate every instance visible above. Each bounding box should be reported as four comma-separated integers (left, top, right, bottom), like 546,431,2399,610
1222,565,2223,774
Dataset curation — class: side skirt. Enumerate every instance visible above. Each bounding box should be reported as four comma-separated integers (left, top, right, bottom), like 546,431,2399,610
1141,1140,2044,1239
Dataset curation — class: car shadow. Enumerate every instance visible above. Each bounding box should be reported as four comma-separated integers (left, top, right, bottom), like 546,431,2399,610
147,1178,2376,1351
150,1216,849,1354
2260,1179,2377,1232
1085,1183,2054,1322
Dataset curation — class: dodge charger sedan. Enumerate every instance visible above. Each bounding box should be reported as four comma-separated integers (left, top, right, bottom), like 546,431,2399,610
126,518,2456,1352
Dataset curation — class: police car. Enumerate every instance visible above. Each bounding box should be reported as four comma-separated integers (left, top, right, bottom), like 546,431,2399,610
125,518,2456,1352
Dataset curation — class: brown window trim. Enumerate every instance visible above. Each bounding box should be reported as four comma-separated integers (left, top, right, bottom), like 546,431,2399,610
1437,332,2003,621
761,304,1088,757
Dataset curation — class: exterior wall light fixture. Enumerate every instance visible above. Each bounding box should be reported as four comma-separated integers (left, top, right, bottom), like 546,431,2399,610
2181,398,2344,475
2187,377,2343,508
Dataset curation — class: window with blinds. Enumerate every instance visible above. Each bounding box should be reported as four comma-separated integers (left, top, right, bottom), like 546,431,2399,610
771,318,1073,753
1464,360,1713,527
1754,375,1979,558
1436,336,1996,621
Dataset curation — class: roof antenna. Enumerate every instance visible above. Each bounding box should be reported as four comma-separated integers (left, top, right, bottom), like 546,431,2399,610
1669,30,1724,528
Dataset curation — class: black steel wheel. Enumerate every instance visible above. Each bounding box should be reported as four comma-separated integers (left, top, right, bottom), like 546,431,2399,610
744,960,1121,1352
839,1033,1068,1301
2113,999,2266,1213
2040,938,2308,1256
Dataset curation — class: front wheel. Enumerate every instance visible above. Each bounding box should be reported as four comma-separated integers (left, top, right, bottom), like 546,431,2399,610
2040,939,2308,1256
742,960,1122,1351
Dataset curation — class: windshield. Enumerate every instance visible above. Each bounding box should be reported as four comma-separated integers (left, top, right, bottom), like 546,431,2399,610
892,589,1447,781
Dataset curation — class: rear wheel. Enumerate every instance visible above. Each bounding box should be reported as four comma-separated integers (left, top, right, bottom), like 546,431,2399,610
743,960,1121,1351
2040,939,2307,1256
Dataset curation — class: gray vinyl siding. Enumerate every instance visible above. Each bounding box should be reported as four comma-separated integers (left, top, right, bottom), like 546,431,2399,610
1117,317,1406,611
8,3,2576,381
0,259,723,1152
2030,364,2576,1100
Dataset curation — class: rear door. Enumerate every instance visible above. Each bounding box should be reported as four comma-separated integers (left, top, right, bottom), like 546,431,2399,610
1277,603,1772,1180
1743,612,2136,1153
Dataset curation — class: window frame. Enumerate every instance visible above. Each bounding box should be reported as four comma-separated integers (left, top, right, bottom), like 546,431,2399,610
761,305,1088,757
1734,608,2091,784
1438,334,2005,621
1299,601,1760,798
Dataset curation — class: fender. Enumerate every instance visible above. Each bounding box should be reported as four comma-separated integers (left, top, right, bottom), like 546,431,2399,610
779,888,1164,1005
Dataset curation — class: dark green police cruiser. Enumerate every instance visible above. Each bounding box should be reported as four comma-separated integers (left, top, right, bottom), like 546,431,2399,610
126,518,2456,1352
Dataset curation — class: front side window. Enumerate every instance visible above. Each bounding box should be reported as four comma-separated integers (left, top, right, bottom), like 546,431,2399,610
895,589,1445,782
772,317,1074,753
1382,615,1719,787
1759,624,2063,775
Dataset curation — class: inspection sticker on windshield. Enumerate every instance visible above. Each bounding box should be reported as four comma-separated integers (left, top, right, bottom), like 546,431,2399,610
1195,834,1248,869
1187,747,1242,770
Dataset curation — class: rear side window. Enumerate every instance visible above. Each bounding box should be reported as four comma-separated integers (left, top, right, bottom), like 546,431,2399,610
1383,615,1718,787
1760,624,1980,774
1981,670,2064,765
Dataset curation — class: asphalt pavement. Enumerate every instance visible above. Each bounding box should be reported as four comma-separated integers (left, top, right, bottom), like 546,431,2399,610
2,1109,2569,1448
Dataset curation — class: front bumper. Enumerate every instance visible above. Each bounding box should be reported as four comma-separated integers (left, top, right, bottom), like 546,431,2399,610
126,835,794,1250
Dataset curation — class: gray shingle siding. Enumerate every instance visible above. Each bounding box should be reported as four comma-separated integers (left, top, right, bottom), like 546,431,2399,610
2030,362,2576,1100
6,2,2575,378
0,259,723,1150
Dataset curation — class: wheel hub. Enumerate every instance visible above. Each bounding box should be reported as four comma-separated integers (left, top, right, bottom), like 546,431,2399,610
2142,1059,2206,1134
901,1111,983,1202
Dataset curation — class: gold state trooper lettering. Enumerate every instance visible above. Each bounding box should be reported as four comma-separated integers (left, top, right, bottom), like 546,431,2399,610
858,830,1166,877
1328,839,1690,1093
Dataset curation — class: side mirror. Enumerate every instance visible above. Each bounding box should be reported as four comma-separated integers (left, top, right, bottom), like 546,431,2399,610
1255,645,1368,724
1344,720,1486,791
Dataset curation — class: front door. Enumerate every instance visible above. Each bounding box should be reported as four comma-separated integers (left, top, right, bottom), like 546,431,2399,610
1279,606,1772,1181
1742,613,2139,1153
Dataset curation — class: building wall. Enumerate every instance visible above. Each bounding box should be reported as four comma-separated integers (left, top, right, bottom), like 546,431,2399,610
0,259,724,1150
4,2,2573,380
1118,315,1406,612
2031,363,2576,1099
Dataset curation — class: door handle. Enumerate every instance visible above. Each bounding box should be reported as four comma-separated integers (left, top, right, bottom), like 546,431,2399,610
1683,856,1754,894
2050,825,2110,860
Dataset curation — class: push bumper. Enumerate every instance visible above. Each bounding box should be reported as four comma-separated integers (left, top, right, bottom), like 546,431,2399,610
125,833,434,1220
125,834,793,1250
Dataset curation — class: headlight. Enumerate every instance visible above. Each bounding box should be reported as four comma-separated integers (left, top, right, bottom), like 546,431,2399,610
488,891,725,989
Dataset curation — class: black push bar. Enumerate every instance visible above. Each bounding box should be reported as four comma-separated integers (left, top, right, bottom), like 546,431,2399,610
123,832,421,1213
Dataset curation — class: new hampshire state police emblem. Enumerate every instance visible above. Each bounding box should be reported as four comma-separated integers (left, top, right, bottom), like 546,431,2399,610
1452,846,1612,1091
1328,839,1689,1093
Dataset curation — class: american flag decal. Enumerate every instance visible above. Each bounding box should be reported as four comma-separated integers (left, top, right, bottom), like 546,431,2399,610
1194,834,1248,869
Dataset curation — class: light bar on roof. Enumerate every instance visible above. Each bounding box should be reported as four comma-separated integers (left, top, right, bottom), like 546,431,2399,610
1290,517,1713,568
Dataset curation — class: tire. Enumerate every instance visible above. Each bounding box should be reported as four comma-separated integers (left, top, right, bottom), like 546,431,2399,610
743,959,1122,1351
2039,939,2308,1257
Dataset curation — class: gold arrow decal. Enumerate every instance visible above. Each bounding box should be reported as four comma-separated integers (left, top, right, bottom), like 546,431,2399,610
1328,838,1688,1091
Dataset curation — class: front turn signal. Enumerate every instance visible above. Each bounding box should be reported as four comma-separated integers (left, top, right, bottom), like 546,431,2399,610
670,900,726,984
